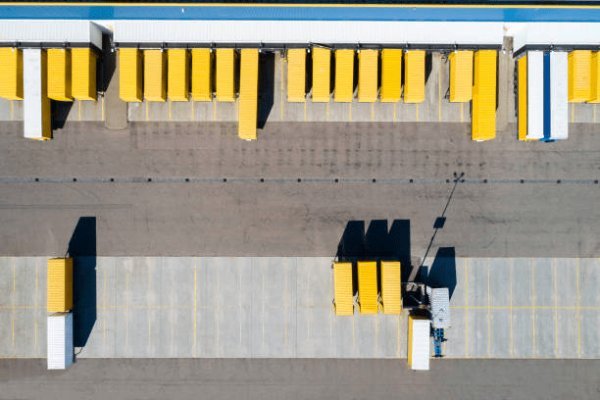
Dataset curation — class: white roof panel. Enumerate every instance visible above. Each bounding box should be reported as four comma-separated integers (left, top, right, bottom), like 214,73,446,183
0,20,102,49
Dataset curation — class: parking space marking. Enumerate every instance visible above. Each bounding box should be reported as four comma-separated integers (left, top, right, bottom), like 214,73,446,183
415,104,420,122
147,262,152,352
460,103,464,123
531,259,536,356
34,264,39,350
145,101,149,121
212,101,217,121
101,96,105,121
487,259,491,357
464,259,469,357
393,103,397,123
190,100,195,121
78,101,82,121
103,267,107,356
553,259,558,356
510,259,514,357
125,269,130,352
10,100,14,120
193,262,197,357
571,103,575,123
168,101,172,121
326,102,330,121
11,260,15,350
303,101,307,121
348,103,352,122
577,258,582,357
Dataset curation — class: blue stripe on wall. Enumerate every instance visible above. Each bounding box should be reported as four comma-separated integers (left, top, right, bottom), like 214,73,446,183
543,51,552,142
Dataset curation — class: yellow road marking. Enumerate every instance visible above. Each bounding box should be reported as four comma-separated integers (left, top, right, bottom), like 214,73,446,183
464,259,469,357
78,100,82,121
145,101,149,121
103,267,107,355
576,258,581,357
193,262,197,357
168,100,172,121
348,103,352,122
212,100,217,121
303,101,307,121
101,95,105,121
191,100,195,121
510,259,514,357
10,100,14,120
125,270,130,351
460,103,464,123
326,101,330,121
147,262,152,352
487,260,491,357
393,102,397,123
570,103,574,123
415,104,419,122
553,259,559,356
531,259,536,356
370,102,375,121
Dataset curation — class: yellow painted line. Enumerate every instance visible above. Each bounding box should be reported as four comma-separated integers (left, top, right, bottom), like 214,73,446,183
303,101,307,121
487,260,491,357
103,267,107,355
510,259,514,357
147,262,152,351
393,102,397,123
12,260,16,294
101,95,105,121
570,103,575,123
191,100,195,121
145,101,149,121
348,103,352,122
370,102,375,122
10,100,14,120
193,262,197,357
125,270,130,351
396,314,401,357
415,104,419,122
168,100,172,121
553,259,559,356
464,259,469,357
531,259,536,356
576,258,581,357
34,320,38,350
594,104,597,123
326,101,330,121
11,317,15,348
78,101,82,121
460,103,464,123
438,61,442,122
35,264,39,350
212,100,217,121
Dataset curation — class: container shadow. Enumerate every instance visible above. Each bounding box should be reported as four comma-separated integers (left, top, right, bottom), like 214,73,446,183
427,247,457,299
258,51,275,129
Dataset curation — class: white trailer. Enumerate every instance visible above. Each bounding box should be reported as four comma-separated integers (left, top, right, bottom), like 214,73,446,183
548,51,568,140
408,315,430,371
23,48,51,140
526,51,544,140
47,313,73,370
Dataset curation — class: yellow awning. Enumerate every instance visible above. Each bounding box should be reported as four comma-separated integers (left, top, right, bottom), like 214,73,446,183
119,48,143,102
588,51,600,104
312,47,331,103
216,48,236,102
404,50,425,103
238,49,259,141
380,49,402,103
333,262,354,316
0,48,23,100
71,48,97,101
168,49,189,101
334,49,354,103
191,48,212,101
568,50,592,103
358,49,378,103
449,50,473,102
287,48,306,103
47,49,73,102
144,50,167,102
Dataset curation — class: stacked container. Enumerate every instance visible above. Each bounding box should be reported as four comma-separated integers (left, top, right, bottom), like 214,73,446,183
47,258,74,370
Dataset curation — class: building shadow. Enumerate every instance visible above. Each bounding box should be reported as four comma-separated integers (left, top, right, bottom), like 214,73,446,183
51,101,74,130
257,51,275,129
67,217,97,350
427,247,457,299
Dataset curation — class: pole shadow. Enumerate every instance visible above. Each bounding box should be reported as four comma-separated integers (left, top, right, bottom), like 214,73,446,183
67,216,97,350
427,247,457,299
257,51,275,129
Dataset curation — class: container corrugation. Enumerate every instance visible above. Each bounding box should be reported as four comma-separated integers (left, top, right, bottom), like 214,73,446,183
47,258,73,313
518,55,528,141
589,51,600,103
358,261,378,314
0,48,23,100
471,50,497,141
549,51,568,140
333,262,354,316
191,48,212,101
334,49,354,103
449,50,473,102
168,49,189,102
358,49,378,103
287,48,306,103
404,50,425,103
71,48,97,101
23,49,51,140
380,49,402,103
144,50,167,102
526,51,544,140
216,48,236,102
380,261,401,315
568,50,592,103
238,49,259,140
47,313,73,370
119,49,143,102
312,47,331,103
430,288,450,329
408,315,430,370
47,49,72,102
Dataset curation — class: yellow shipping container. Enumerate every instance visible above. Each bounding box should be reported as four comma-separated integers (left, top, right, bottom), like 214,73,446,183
518,56,528,141
47,49,73,102
358,261,378,314
333,262,354,316
312,47,331,102
472,50,497,141
380,261,401,314
47,258,73,313
404,50,425,103
589,51,600,103
191,48,212,101
238,49,259,141
449,50,473,102
334,49,354,103
216,48,236,102
168,49,189,101
380,49,402,103
119,48,143,102
358,49,378,102
71,48,97,101
0,48,23,100
568,50,592,103
287,48,306,102
144,50,167,102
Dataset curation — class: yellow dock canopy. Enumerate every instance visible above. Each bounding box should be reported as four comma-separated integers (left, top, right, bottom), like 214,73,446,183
238,49,259,141
449,50,473,102
380,261,402,314
0,48,23,100
47,49,72,101
568,50,592,103
168,49,189,101
119,48,143,102
312,47,331,102
71,48,97,101
47,258,73,313
334,49,354,102
358,49,378,102
380,49,402,102
287,48,306,102
404,50,425,103
191,48,212,101
333,262,354,316
357,261,378,314
588,51,600,103
144,50,167,102
517,55,528,141
216,48,236,102
472,50,497,141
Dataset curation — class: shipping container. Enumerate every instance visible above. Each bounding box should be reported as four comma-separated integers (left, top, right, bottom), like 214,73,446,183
589,52,600,103
47,258,73,313
333,262,354,316
404,50,425,103
287,48,306,103
23,49,51,140
358,49,378,103
0,48,23,100
71,48,97,101
408,315,430,371
547,52,568,140
357,261,378,314
119,48,143,102
47,313,73,370
449,50,473,102
47,49,73,102
517,55,528,141
312,47,331,102
526,51,544,140
191,48,212,101
238,49,259,141
471,50,497,141
380,49,402,103
144,50,167,102
380,261,401,315
168,49,189,102
568,50,592,102
430,288,450,329
216,48,236,102
334,49,354,103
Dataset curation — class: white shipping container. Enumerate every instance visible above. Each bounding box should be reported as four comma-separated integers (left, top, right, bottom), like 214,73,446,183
408,317,430,371
526,51,544,140
430,288,451,329
47,313,73,370
549,52,568,140
23,49,51,140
